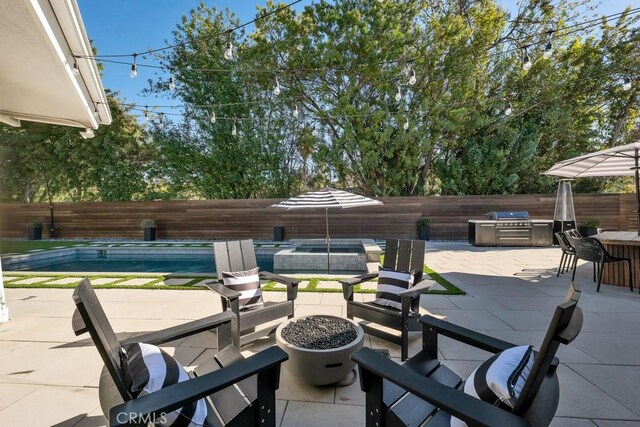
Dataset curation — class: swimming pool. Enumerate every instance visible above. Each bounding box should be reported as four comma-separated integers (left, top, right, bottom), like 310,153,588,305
3,248,274,274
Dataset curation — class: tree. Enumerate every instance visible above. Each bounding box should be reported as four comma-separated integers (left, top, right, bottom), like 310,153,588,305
0,91,152,202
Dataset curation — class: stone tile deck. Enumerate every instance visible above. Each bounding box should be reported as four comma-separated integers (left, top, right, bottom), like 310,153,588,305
1,242,639,426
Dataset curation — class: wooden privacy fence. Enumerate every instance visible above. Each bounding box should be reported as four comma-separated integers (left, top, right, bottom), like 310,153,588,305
0,193,636,240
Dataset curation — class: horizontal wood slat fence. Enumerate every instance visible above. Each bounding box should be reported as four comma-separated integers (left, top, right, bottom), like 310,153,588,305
0,194,636,240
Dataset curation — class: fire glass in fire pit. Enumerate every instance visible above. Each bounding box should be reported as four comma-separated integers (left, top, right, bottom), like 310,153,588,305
275,315,364,386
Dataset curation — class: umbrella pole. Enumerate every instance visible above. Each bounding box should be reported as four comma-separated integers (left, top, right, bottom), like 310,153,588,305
636,150,640,235
326,208,331,274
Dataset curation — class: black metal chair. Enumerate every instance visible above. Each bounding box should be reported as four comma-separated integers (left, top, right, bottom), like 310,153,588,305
566,232,633,292
207,239,300,348
340,239,433,361
555,232,576,276
352,283,583,427
72,279,288,427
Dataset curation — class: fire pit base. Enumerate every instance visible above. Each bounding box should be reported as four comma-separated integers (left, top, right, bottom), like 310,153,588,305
275,315,364,386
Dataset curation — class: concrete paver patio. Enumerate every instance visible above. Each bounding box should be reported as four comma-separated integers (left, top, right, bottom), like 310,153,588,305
0,242,639,426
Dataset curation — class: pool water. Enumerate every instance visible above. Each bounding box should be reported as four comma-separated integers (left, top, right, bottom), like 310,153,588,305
5,252,274,274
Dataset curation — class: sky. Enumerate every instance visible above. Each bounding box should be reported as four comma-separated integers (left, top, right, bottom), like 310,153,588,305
77,0,640,115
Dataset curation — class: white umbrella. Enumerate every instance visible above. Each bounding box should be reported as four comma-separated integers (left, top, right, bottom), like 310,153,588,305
271,187,383,273
544,141,640,234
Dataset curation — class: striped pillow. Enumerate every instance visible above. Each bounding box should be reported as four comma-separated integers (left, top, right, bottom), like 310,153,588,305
450,345,534,427
372,266,415,310
121,342,208,426
221,267,263,310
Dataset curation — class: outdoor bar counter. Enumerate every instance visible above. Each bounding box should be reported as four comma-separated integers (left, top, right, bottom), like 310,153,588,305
593,231,640,291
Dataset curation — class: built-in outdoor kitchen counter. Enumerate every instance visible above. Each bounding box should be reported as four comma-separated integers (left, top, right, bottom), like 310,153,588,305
468,211,554,247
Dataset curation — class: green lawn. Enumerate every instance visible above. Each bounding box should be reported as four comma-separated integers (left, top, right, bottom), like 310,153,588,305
0,240,84,255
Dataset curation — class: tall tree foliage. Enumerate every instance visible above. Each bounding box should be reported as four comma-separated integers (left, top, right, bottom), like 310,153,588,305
2,0,639,202
0,92,152,202
149,0,639,198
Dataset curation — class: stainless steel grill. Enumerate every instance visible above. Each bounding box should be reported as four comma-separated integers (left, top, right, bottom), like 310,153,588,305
469,211,553,247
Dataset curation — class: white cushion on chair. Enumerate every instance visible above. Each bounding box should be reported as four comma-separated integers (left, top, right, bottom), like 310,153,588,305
222,267,263,310
372,266,415,310
122,342,208,426
451,345,534,427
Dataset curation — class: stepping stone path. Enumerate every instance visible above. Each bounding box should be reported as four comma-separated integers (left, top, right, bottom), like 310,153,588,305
316,280,342,290
90,278,121,285
158,278,193,286
12,277,53,285
46,277,84,285
116,278,157,286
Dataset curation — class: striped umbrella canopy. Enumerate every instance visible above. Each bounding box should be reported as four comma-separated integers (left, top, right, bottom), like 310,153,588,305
271,187,383,273
544,141,640,233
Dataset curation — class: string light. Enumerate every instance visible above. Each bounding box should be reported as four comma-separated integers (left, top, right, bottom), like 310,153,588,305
144,106,149,123
158,112,164,128
522,47,532,71
403,117,410,131
273,77,281,96
72,61,80,76
312,125,318,137
504,101,513,116
130,53,138,78
293,104,299,119
93,107,99,119
409,68,417,86
622,77,632,91
224,31,234,61
395,86,402,102
231,119,237,136
543,32,553,59
168,75,176,90
210,109,216,123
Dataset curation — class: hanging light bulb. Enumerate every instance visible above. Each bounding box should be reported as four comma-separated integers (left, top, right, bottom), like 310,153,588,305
409,69,417,86
403,117,410,131
293,104,299,119
158,113,164,129
504,102,513,116
395,86,402,102
168,75,176,91
93,107,99,119
72,61,80,76
543,33,553,59
312,125,318,137
143,106,149,123
210,109,216,123
130,53,138,79
273,77,281,96
522,48,532,71
224,41,233,60
622,77,632,91
231,120,237,136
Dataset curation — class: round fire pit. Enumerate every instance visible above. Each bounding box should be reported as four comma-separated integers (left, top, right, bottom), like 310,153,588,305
275,315,364,386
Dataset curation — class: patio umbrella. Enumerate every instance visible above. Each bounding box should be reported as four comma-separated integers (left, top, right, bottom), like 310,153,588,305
543,141,640,234
271,187,383,273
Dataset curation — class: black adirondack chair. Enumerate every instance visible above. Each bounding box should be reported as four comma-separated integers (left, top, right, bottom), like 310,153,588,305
208,239,300,348
340,239,433,361
352,283,583,427
71,279,288,427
